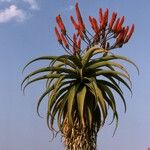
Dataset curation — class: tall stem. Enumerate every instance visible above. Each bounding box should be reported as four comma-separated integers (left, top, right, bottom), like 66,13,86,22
62,116,97,150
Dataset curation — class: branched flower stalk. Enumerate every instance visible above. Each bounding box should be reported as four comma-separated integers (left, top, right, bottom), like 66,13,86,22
22,3,138,150
55,3,134,56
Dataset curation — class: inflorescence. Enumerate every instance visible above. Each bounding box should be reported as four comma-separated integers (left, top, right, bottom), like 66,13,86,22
54,3,134,55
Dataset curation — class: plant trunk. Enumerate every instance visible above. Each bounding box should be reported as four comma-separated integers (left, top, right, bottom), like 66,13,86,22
62,116,97,150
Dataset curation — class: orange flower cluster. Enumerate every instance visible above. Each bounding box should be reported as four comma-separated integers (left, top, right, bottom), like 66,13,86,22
54,2,134,55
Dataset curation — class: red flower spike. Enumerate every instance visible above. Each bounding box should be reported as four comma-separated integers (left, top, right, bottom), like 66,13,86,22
56,16,61,28
119,16,125,27
89,16,92,22
89,16,99,34
99,8,103,25
89,16,95,30
75,3,85,32
77,38,81,50
73,34,77,53
70,16,79,30
54,27,62,44
61,33,69,49
124,24,134,43
124,26,129,38
80,23,86,33
101,8,109,29
76,31,80,37
92,18,99,34
81,33,84,40
113,18,120,33
77,30,84,40
73,34,77,45
56,15,59,22
54,4,134,53
109,12,117,30
70,15,84,39
116,30,125,45
117,16,125,32
75,3,82,23
56,15,66,35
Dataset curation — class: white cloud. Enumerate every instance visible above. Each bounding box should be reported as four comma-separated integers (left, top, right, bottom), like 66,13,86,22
0,0,39,24
0,0,39,10
23,0,39,10
0,5,26,23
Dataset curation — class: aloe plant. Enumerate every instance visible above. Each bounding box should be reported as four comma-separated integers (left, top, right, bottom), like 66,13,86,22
22,3,138,150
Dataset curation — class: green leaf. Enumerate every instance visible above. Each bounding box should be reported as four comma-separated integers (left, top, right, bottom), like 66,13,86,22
67,84,79,126
22,66,76,83
101,85,116,111
37,79,73,117
37,84,55,117
50,93,67,130
47,77,71,113
112,111,119,136
82,47,106,66
22,74,61,93
87,106,92,128
88,54,139,74
22,56,58,73
57,94,68,130
51,54,82,69
87,61,130,78
45,63,65,88
77,86,87,127
85,79,107,125
98,79,127,112
99,84,117,122
92,81,107,125
93,70,131,84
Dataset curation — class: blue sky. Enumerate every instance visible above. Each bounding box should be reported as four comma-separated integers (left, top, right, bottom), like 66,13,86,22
0,0,150,150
